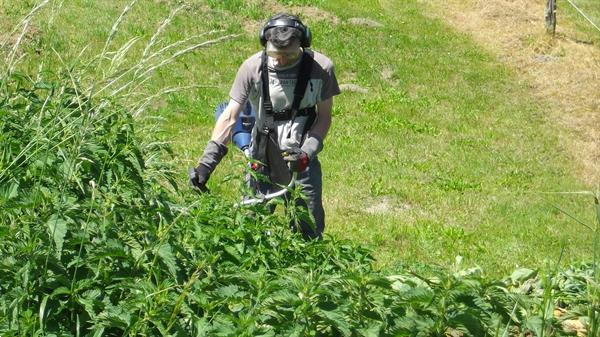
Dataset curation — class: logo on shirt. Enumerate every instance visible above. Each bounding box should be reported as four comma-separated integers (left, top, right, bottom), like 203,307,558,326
269,78,297,87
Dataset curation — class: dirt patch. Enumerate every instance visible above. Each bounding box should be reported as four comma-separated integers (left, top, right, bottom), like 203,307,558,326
241,19,263,37
347,17,384,28
242,1,340,36
423,0,599,187
339,83,369,94
0,22,42,54
365,197,412,215
295,6,340,25
260,0,340,25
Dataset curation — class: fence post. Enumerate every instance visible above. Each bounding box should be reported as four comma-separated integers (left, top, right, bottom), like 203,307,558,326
545,0,557,34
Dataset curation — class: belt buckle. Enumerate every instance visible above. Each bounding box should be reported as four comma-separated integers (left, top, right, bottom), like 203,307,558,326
274,109,290,121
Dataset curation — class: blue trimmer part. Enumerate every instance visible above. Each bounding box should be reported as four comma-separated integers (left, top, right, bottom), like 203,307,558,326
232,130,252,151
214,101,255,151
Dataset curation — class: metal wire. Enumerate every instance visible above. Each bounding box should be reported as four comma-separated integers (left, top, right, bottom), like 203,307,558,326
565,0,600,34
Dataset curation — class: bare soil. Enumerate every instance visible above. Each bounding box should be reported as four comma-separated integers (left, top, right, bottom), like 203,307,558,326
242,1,340,35
424,0,599,187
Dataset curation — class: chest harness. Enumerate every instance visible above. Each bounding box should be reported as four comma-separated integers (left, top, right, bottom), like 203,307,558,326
254,50,316,181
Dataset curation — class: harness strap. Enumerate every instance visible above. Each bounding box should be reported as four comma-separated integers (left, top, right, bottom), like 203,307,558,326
256,50,316,183
256,127,269,169
272,106,315,121
260,52,274,116
260,50,314,118
291,51,314,115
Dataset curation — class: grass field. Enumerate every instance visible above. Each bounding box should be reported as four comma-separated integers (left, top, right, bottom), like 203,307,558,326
1,0,596,277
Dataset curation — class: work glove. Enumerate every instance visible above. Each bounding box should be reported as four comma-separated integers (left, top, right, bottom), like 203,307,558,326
189,140,228,192
300,134,323,159
189,165,211,193
282,147,309,173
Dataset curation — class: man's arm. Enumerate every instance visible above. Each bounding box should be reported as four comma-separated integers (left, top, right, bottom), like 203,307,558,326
311,97,333,140
211,99,245,144
189,99,244,192
300,97,333,160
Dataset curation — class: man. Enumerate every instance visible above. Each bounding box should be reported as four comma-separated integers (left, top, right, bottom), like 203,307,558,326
189,13,340,239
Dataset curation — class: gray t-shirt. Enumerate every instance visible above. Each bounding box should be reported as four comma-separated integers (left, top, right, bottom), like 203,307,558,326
229,49,340,153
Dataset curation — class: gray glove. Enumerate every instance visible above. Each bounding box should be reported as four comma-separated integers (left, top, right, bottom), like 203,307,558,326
282,147,309,173
189,140,228,192
301,134,324,159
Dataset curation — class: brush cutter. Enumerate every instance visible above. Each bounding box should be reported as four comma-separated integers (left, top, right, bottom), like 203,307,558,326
236,171,297,207
209,102,299,206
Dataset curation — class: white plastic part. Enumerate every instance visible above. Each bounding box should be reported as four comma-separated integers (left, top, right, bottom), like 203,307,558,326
236,172,297,207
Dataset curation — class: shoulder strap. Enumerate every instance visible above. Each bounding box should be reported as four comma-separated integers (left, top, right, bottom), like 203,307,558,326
260,51,274,116
260,51,314,116
291,51,314,113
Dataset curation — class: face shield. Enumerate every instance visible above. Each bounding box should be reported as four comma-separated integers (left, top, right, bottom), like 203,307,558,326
266,41,302,67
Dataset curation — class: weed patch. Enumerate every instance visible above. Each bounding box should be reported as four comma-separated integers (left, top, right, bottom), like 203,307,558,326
0,70,597,336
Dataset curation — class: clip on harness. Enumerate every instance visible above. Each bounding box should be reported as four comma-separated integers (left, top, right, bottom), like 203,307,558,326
255,50,315,179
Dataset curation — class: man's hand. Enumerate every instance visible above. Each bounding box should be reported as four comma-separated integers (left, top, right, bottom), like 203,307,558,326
190,140,229,193
282,147,309,173
189,165,211,193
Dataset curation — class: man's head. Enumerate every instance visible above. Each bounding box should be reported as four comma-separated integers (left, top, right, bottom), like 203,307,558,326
259,13,311,49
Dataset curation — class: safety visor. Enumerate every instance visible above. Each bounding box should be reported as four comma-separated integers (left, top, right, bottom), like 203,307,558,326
265,41,302,62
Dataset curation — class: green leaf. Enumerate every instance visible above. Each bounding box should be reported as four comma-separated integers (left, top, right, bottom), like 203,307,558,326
449,312,484,337
510,268,537,283
46,214,68,256
91,327,105,337
78,289,102,318
366,276,392,289
279,325,304,337
50,286,71,297
320,308,351,337
223,245,241,263
524,316,543,337
254,330,276,337
215,285,239,298
210,316,236,336
98,304,132,328
157,243,178,278
357,323,382,337
39,294,49,329
228,302,244,313
194,317,212,336
0,182,19,201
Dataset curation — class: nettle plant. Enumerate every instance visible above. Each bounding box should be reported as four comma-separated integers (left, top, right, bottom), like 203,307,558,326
0,1,597,337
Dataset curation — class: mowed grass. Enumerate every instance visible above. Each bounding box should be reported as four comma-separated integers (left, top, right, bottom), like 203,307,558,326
2,0,595,276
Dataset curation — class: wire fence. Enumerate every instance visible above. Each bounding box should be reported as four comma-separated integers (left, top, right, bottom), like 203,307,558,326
546,0,600,35
565,0,600,33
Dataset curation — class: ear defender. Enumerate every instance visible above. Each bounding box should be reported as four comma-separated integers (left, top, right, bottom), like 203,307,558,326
259,18,311,48
303,26,312,48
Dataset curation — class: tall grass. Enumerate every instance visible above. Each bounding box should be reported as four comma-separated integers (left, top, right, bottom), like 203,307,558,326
1,0,50,76
1,0,238,119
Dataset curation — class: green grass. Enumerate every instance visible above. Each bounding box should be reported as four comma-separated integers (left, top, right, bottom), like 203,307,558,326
1,0,596,277
560,0,600,44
